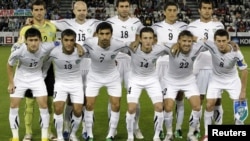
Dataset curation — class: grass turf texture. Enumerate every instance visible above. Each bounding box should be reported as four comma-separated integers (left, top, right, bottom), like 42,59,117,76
0,46,249,141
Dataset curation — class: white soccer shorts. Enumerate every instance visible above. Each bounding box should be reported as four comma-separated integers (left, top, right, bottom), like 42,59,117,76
127,76,163,104
53,83,84,104
206,77,241,100
163,76,200,99
10,78,47,98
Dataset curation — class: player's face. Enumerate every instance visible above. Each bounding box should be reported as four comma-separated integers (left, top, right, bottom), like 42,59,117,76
97,29,112,48
116,1,130,18
62,35,76,54
164,5,178,23
26,36,41,53
140,32,154,53
32,5,46,21
199,3,213,21
73,3,87,21
178,35,193,54
215,36,229,53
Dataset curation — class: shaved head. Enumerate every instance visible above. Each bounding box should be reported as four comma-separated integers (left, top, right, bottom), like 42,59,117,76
73,1,87,10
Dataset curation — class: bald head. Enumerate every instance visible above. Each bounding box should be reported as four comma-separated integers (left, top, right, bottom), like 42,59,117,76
73,1,87,23
73,1,87,10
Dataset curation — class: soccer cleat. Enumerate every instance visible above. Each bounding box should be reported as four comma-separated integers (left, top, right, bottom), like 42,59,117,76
106,136,114,141
134,129,144,139
174,129,183,139
193,130,201,138
63,131,70,140
127,138,134,141
163,134,173,141
86,136,94,141
48,133,57,141
187,134,198,141
159,130,165,140
69,135,80,141
41,138,49,141
10,138,19,141
201,135,208,141
82,131,88,140
22,134,32,141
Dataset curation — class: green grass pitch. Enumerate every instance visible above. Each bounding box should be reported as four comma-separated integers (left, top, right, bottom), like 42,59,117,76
0,46,249,141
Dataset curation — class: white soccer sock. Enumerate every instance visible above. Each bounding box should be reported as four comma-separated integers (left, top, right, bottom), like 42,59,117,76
64,105,73,132
214,105,223,125
134,103,141,130
153,111,164,139
9,108,19,138
175,100,184,130
126,111,135,139
82,107,87,133
107,102,111,119
188,110,201,135
164,111,173,134
107,111,120,138
39,108,49,139
84,110,94,138
196,106,203,131
54,114,63,139
204,110,213,136
71,113,82,137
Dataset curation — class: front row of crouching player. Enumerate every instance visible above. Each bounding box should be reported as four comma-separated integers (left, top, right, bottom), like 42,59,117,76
7,22,248,141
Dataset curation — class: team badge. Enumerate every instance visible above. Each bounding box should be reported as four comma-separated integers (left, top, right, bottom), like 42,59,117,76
234,100,248,122
111,54,116,59
75,59,81,64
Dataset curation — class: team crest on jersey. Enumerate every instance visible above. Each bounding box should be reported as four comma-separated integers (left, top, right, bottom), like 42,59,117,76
75,59,81,64
111,54,116,59
152,58,157,64
191,56,196,61
87,29,92,34
213,28,217,33
234,100,248,122
131,26,136,31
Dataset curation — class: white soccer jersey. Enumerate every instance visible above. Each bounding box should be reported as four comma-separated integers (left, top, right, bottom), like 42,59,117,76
106,15,143,60
202,41,248,80
152,21,187,45
49,45,83,84
166,43,205,81
83,37,128,76
130,44,168,77
51,19,100,45
187,19,224,70
8,42,60,81
106,16,143,42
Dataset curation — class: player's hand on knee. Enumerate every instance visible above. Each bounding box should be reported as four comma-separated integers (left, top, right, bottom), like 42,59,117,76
8,84,15,94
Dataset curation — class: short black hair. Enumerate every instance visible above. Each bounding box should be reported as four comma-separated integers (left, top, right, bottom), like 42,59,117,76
25,28,42,40
139,26,154,37
198,0,214,9
116,0,130,7
214,29,229,40
178,30,194,40
61,29,76,39
164,1,179,11
96,22,113,34
31,0,46,10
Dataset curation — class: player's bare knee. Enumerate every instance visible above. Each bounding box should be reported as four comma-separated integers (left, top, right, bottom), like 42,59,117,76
154,102,163,112
206,102,215,111
192,104,201,111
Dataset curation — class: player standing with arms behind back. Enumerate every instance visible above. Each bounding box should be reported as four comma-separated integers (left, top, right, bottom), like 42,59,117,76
106,0,144,139
187,0,224,136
